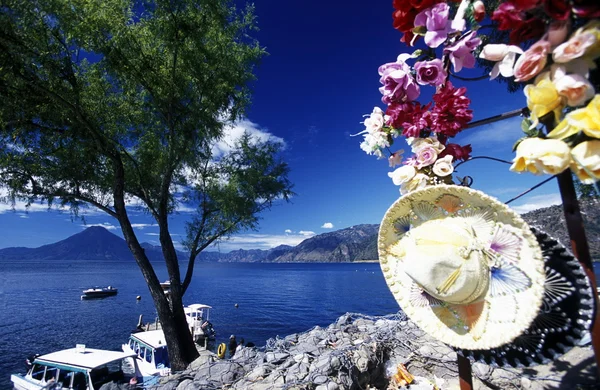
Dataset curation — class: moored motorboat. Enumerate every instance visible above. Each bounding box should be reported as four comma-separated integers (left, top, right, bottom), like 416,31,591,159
81,286,118,300
185,304,216,343
11,345,145,390
122,330,171,378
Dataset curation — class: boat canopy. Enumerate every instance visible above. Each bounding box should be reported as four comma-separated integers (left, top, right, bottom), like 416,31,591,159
34,348,137,372
185,304,212,311
130,330,167,350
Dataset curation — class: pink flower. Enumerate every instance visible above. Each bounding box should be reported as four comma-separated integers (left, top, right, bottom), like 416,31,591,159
378,57,420,104
513,40,551,82
414,3,453,48
553,32,597,63
402,110,433,138
444,31,481,72
414,59,447,86
415,145,438,168
430,82,473,137
389,150,405,168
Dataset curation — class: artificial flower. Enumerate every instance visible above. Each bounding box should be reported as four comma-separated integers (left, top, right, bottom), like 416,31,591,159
363,107,386,133
572,0,600,18
432,155,454,177
439,143,472,161
570,140,600,184
547,20,571,48
548,95,600,139
378,57,420,104
444,31,481,72
524,79,564,128
513,40,551,82
360,132,388,158
409,136,446,154
451,0,469,32
415,145,439,168
392,0,442,45
553,31,597,63
389,150,405,168
431,82,473,136
414,59,447,86
473,1,485,22
388,165,417,186
400,173,429,195
414,3,453,48
402,109,433,137
544,0,571,20
511,0,542,11
573,21,600,60
553,72,595,107
386,101,430,129
479,44,523,79
510,137,571,175
492,2,523,31
512,17,546,45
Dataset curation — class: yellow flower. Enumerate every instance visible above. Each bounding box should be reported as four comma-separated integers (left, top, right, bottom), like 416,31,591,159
570,140,600,184
510,137,571,175
548,94,600,139
524,79,564,128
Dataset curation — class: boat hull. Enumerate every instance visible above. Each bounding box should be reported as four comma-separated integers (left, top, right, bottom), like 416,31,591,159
11,374,42,390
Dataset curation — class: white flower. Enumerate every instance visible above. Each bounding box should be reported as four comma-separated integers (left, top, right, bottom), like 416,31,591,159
360,132,389,157
432,155,454,177
388,165,416,186
479,44,523,80
409,136,445,154
363,107,385,133
554,73,595,107
400,173,429,195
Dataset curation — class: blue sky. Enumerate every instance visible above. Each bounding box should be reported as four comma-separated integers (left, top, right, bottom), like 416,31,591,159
0,0,563,252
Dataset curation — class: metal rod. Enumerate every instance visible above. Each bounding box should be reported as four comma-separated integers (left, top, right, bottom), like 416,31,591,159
465,107,528,129
458,354,474,390
555,170,600,378
504,176,556,205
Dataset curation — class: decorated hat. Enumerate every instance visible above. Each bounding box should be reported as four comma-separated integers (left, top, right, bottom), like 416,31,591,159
457,226,595,367
378,184,546,350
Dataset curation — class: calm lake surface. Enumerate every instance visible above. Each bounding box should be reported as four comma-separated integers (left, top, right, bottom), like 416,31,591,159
0,261,401,388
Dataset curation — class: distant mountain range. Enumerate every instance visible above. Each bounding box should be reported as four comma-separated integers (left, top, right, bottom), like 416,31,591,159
0,198,597,262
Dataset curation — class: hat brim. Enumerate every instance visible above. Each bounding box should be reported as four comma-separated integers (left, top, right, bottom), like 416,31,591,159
378,185,545,350
457,227,595,367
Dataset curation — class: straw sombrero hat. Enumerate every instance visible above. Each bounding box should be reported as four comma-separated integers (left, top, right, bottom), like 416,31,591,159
457,227,595,366
378,184,546,350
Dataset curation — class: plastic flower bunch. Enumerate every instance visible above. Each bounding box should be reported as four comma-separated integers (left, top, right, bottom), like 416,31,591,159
474,1,600,184
357,0,480,195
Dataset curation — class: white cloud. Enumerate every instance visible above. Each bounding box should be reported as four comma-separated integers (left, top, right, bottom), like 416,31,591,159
284,229,292,234
131,223,154,229
459,116,524,148
510,193,562,214
82,222,118,230
299,230,316,236
488,187,526,196
212,118,286,157
321,222,334,229
212,232,315,252
145,232,160,236
18,213,29,219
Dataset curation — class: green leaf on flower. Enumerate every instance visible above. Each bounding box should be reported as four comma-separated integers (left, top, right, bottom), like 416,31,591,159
512,137,528,152
521,118,533,133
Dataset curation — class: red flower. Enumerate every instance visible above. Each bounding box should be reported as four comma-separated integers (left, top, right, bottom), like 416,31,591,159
509,17,546,44
430,82,473,137
385,102,430,131
492,3,525,31
392,0,445,45
440,143,472,162
544,0,571,20
509,0,542,11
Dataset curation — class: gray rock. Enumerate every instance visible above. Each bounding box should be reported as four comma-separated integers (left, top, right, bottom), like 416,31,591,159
265,352,290,364
246,364,272,381
175,379,196,390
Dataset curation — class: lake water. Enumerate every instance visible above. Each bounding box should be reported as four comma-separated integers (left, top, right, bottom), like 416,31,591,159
0,261,401,388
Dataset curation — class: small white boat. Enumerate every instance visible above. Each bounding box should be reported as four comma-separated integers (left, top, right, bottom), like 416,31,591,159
81,286,118,300
11,345,144,390
185,304,216,342
122,330,171,378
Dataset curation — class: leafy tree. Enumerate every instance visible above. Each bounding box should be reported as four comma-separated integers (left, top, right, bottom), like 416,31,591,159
0,0,293,370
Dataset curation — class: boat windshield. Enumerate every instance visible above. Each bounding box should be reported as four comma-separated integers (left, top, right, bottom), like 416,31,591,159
29,363,88,389
154,347,170,369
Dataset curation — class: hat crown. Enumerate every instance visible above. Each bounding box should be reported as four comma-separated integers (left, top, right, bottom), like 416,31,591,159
402,218,491,305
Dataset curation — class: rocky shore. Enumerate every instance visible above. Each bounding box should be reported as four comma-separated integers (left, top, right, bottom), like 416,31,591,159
142,312,597,390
